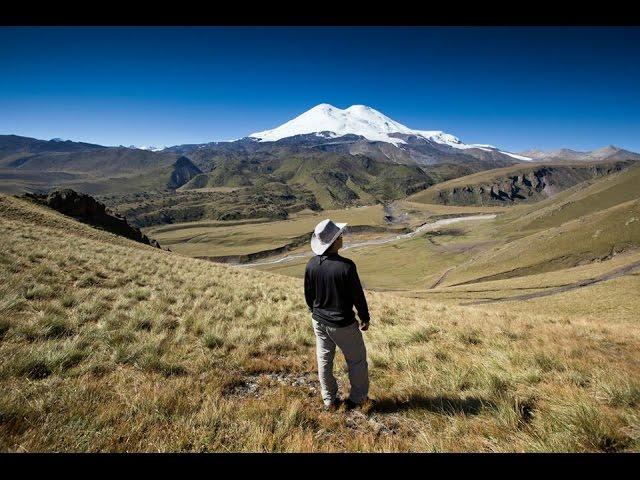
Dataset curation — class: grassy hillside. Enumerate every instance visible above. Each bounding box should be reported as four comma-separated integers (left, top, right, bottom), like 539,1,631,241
0,170,86,195
402,249,640,318
500,163,640,232
1,194,639,452
180,148,525,213
442,198,640,286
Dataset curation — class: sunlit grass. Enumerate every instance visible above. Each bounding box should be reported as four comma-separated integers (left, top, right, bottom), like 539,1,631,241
0,193,639,452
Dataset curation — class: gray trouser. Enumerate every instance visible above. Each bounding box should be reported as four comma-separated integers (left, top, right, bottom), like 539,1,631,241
311,318,369,405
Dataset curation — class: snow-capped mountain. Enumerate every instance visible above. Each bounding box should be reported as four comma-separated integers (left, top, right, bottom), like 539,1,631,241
249,104,531,162
129,145,166,152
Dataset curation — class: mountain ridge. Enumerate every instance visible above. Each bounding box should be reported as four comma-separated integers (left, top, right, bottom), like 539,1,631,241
519,145,640,163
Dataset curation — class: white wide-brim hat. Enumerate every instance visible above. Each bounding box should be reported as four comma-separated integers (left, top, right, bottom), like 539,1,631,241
310,218,347,255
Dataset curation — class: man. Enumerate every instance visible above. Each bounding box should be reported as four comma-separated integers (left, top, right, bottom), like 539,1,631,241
304,218,370,411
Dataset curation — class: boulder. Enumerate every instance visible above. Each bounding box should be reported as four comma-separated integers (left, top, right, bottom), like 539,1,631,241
46,189,105,217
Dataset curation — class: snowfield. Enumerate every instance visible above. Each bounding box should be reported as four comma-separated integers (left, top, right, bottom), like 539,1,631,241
130,145,166,152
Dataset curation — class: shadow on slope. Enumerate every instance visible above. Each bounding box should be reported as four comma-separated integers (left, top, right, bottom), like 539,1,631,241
373,394,493,415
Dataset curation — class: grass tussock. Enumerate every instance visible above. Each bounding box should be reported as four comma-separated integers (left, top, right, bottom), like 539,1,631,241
0,193,639,452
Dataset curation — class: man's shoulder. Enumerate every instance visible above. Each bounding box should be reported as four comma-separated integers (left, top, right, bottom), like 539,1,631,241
306,255,320,269
336,254,356,269
306,254,355,270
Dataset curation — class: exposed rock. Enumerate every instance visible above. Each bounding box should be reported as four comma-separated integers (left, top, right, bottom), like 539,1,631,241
436,161,635,206
22,189,162,248
226,372,319,398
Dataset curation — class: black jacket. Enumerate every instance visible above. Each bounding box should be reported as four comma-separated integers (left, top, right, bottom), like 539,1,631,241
304,252,370,328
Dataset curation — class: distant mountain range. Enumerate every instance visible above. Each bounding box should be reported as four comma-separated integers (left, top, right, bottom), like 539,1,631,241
0,134,199,195
518,146,640,163
1,104,639,216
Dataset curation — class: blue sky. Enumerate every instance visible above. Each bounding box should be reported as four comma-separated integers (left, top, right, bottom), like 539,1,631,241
1,26,639,152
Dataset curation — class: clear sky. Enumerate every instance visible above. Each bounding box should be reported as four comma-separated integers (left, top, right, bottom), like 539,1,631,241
1,26,639,152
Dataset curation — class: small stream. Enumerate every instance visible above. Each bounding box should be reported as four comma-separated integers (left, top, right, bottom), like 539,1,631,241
239,214,496,268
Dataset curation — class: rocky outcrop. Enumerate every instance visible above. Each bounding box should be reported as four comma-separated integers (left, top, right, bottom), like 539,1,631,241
487,169,551,202
435,161,635,206
23,189,162,248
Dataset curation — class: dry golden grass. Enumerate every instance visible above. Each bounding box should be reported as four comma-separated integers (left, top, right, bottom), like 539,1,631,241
1,194,639,452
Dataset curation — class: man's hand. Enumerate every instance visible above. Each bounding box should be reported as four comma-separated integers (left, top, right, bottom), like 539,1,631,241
359,321,369,331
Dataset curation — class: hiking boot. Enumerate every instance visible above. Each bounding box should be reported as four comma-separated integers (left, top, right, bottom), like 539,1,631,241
344,398,362,411
361,397,376,414
323,398,342,412
344,397,375,412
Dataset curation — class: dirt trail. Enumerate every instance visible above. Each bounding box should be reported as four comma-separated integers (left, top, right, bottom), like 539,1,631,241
430,268,453,289
461,259,640,305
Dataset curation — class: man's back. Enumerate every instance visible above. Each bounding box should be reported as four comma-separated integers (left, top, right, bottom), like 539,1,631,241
304,252,370,328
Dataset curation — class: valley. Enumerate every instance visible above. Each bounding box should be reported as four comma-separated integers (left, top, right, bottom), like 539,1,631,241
136,162,640,303
255,164,640,299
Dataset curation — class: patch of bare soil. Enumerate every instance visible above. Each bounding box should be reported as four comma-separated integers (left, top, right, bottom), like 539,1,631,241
343,410,408,437
430,268,453,289
226,372,319,398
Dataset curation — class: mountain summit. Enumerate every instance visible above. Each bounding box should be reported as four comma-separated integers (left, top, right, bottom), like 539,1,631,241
249,103,530,161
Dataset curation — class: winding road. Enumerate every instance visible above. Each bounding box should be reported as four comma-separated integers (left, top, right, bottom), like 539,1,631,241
239,214,496,268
